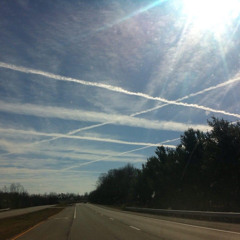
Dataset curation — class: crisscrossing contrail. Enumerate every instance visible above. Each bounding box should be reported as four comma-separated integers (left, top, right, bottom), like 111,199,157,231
0,62,240,119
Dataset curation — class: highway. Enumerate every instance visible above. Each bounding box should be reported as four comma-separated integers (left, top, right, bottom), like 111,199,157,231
0,205,55,219
16,204,240,240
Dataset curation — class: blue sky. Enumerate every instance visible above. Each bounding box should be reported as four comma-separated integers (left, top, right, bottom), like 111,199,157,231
0,0,240,194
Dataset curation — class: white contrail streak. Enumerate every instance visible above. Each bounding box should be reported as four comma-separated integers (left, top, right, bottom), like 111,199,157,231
34,122,111,145
1,62,239,170
132,76,240,117
179,76,240,101
2,101,208,132
1,62,240,118
0,122,112,158
61,137,180,171
1,61,238,149
0,101,210,132
23,72,235,146
0,127,176,147
0,101,210,148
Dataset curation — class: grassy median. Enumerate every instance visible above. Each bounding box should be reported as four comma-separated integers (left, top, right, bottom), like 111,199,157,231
0,207,64,240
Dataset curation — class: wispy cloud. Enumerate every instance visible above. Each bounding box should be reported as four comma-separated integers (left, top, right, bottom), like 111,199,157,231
178,75,240,101
0,138,147,164
11,71,240,149
0,167,102,174
0,131,180,171
1,62,240,118
0,127,177,147
0,101,210,132
61,137,180,171
131,74,240,117
0,148,143,164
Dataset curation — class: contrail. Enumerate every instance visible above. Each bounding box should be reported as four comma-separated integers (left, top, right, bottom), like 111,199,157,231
24,72,239,146
0,122,112,157
40,76,240,170
0,101,210,148
130,77,240,117
34,122,111,145
1,62,239,166
134,75,240,117
1,62,238,172
0,127,177,147
0,101,210,131
1,62,240,118
61,137,180,171
1,61,238,165
178,76,240,101
1,61,238,148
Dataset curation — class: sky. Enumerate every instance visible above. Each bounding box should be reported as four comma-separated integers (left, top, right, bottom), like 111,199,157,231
0,0,240,194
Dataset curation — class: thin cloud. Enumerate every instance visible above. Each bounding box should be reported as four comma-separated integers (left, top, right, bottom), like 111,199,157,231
0,131,180,171
1,62,239,172
0,100,207,158
23,73,240,147
2,70,239,148
0,127,177,147
0,167,102,174
0,101,210,132
1,62,240,118
134,75,240,117
36,123,111,145
0,138,146,162
178,76,240,101
61,137,180,171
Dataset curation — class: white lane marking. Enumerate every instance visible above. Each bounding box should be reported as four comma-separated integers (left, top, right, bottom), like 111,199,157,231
53,217,69,220
109,217,114,221
132,214,240,235
130,226,141,231
74,206,77,219
88,204,240,236
163,220,240,235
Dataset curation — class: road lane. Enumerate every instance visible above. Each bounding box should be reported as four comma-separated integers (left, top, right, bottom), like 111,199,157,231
0,205,55,219
14,203,240,240
17,206,74,240
85,204,240,240
69,204,159,240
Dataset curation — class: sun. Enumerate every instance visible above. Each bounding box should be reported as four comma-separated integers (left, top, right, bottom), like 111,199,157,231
181,0,240,33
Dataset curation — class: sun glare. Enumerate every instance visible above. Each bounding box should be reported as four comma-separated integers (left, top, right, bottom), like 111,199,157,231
182,0,240,33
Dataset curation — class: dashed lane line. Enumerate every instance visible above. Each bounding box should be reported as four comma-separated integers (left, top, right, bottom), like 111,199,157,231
74,206,77,219
129,226,141,231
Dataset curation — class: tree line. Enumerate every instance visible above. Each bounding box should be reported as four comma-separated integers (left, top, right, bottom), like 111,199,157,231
0,183,87,209
88,118,240,211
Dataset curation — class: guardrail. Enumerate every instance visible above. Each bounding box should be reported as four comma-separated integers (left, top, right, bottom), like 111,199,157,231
125,207,240,222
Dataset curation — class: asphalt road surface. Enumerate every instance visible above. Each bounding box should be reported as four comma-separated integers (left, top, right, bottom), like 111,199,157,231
0,205,55,219
16,204,240,240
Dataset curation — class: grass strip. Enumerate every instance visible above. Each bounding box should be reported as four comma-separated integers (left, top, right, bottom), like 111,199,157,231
0,207,64,240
